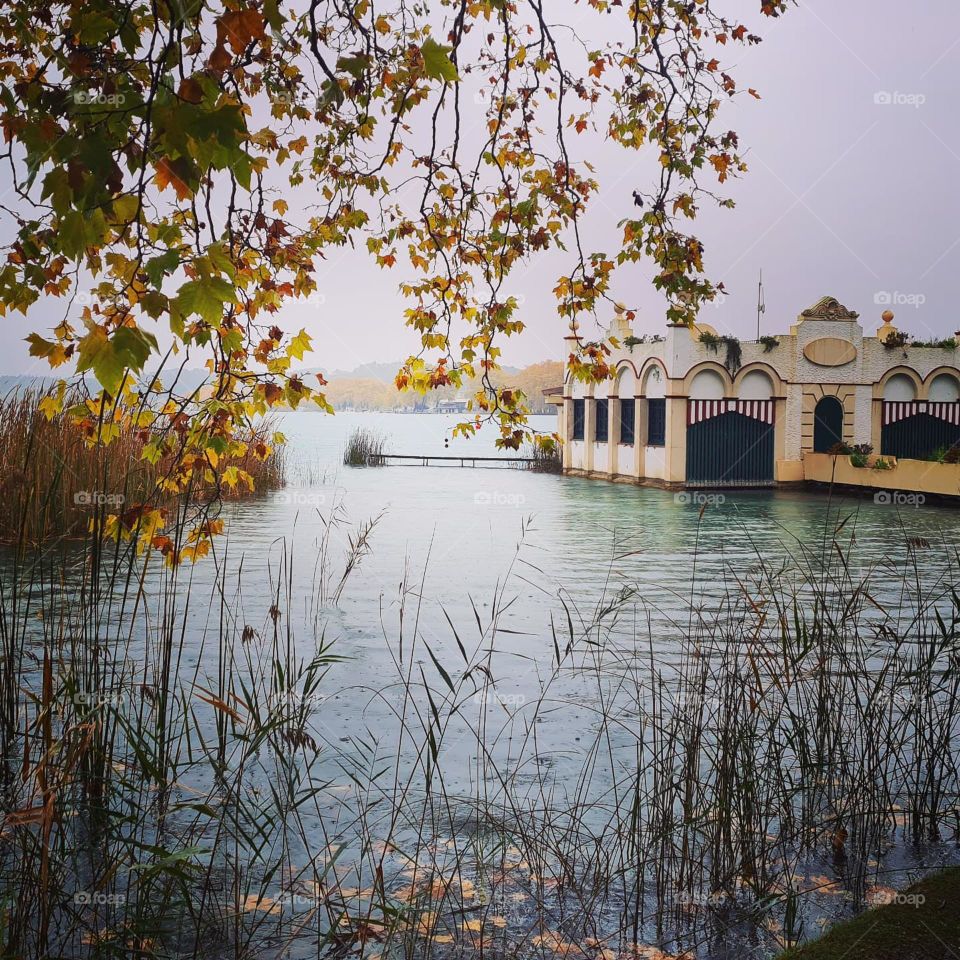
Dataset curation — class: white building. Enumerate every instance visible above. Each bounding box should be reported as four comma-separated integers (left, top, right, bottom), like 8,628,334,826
557,297,960,490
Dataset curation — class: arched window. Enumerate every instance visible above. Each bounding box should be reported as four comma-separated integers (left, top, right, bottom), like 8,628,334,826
739,370,774,400
643,366,667,447
813,396,844,452
616,367,636,445
595,398,609,442
929,373,960,402
572,399,585,440
883,373,917,402
689,369,726,400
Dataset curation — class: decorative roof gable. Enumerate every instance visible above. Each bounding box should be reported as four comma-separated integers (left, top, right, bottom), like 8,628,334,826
800,296,859,321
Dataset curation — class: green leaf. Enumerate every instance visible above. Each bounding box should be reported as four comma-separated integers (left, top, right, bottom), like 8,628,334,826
112,326,159,373
220,327,244,354
286,328,312,361
145,249,181,288
25,333,59,359
175,276,237,323
205,242,236,280
57,209,107,259
142,439,164,464
76,325,158,394
421,39,459,83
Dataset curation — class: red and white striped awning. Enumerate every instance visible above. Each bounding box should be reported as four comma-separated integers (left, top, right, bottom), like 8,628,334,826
882,400,960,425
688,399,776,425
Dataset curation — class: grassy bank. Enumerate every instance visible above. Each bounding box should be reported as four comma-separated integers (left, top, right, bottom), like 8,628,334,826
778,869,960,959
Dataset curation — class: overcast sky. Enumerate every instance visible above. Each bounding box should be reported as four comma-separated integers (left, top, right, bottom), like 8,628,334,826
3,1,959,376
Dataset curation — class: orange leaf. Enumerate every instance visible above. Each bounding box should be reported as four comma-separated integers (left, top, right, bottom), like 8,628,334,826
154,157,193,201
218,8,266,55
178,77,204,104
196,690,245,723
208,43,232,73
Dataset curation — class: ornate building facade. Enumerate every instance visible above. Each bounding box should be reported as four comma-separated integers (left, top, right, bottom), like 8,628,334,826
557,298,960,491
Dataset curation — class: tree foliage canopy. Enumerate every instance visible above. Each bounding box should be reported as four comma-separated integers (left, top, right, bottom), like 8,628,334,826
0,0,789,559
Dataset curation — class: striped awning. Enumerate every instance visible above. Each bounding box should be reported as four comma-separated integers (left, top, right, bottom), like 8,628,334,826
882,400,960,425
688,399,775,425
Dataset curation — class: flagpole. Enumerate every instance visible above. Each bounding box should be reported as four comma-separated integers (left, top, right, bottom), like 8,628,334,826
756,269,765,340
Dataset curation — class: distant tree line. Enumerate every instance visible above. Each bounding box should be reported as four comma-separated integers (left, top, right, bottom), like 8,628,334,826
324,361,563,415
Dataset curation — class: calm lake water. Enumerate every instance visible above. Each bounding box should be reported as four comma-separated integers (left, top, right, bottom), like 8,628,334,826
223,410,960,665
207,411,960,955
202,408,960,777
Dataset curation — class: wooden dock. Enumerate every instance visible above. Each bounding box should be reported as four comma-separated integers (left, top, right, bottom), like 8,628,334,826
376,454,539,469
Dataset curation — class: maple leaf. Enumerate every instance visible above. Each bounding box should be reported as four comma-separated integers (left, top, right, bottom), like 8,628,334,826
154,157,194,201
217,8,266,55
421,38,459,82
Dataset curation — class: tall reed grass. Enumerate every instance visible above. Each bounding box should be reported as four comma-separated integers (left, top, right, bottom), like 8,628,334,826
343,426,387,466
528,440,563,473
0,388,286,542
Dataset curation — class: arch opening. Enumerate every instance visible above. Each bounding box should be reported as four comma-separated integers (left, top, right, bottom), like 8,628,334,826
813,396,844,452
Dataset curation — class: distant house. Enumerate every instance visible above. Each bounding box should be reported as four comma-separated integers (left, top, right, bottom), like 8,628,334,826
436,397,471,414
556,297,960,495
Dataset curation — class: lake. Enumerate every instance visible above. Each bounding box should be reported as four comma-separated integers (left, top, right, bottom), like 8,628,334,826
5,409,960,960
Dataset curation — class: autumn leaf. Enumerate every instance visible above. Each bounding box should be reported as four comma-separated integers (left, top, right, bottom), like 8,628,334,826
178,77,204,104
218,8,266,55
208,43,232,72
26,333,67,366
75,325,158,395
154,157,195,201
175,277,237,324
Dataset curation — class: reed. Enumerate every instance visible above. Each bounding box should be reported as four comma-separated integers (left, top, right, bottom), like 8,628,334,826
528,440,563,473
0,388,286,543
343,426,387,466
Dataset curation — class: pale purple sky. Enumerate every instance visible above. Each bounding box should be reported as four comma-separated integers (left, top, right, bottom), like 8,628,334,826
3,1,959,375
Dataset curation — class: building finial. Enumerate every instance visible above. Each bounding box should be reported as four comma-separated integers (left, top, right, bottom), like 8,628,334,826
877,309,897,341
